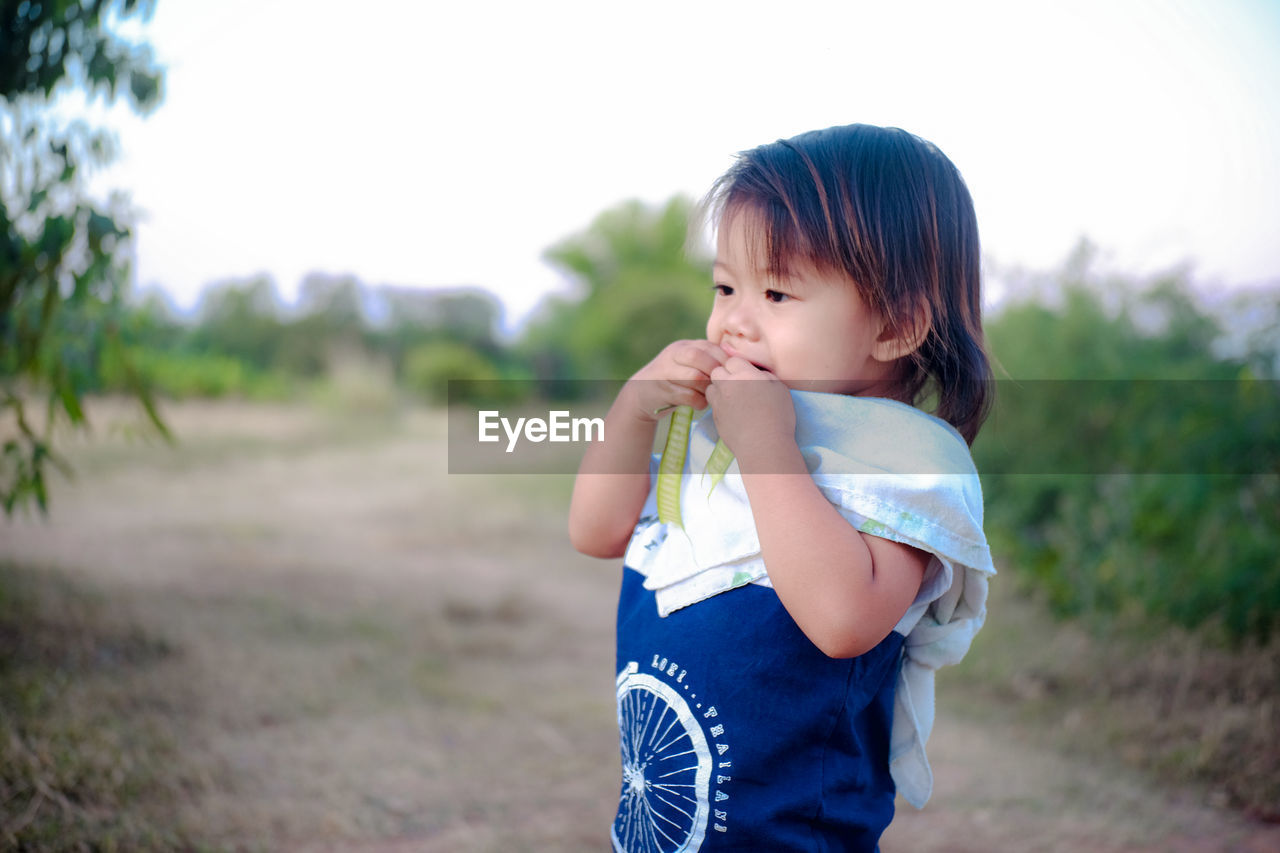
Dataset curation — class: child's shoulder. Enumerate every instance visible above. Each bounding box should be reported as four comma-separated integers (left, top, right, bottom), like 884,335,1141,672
852,395,967,443
790,391,973,474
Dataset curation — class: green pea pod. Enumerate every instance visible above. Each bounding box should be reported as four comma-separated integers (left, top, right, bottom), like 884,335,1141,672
704,439,735,496
656,405,693,528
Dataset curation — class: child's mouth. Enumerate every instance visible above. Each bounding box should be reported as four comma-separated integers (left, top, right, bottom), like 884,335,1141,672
718,342,771,373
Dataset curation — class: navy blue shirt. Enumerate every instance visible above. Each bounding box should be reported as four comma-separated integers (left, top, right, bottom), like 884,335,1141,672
613,566,904,852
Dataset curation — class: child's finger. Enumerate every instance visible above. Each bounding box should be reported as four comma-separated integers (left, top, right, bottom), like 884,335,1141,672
714,356,765,379
661,383,707,411
700,341,730,365
673,340,728,375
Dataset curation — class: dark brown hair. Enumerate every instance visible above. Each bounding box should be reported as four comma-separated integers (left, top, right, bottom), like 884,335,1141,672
706,123,992,444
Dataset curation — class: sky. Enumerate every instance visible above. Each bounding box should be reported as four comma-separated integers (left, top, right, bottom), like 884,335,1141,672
94,0,1280,334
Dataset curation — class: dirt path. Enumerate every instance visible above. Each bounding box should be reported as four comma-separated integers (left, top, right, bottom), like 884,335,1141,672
4,400,1277,851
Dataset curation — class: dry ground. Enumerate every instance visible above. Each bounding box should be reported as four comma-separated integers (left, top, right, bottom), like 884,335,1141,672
2,399,1276,851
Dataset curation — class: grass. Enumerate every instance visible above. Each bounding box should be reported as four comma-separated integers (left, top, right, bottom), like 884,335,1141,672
942,580,1280,819
0,562,207,850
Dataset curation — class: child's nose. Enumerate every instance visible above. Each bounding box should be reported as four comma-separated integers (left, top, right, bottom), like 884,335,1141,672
718,299,758,340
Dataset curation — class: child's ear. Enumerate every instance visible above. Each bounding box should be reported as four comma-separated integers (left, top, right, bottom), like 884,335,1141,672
871,298,932,362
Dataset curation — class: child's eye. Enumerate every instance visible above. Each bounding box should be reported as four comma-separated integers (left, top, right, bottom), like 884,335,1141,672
765,289,791,303
713,283,733,296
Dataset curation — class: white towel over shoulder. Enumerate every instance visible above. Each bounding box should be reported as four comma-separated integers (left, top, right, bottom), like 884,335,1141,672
623,391,995,809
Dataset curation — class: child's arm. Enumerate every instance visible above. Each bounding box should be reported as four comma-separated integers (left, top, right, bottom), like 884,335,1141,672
569,340,727,559
707,357,929,659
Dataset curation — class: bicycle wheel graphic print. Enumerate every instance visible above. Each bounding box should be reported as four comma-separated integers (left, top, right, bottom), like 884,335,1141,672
613,662,712,853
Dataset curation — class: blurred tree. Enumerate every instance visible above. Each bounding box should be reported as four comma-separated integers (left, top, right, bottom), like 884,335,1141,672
1223,287,1280,380
403,339,500,404
119,286,184,353
987,244,1234,381
297,272,365,336
190,275,285,370
1,0,165,513
370,285,506,387
423,288,502,356
275,272,367,376
976,246,1280,644
521,197,711,390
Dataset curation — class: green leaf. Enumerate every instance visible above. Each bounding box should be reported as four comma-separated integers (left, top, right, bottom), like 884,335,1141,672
656,406,693,528
25,188,48,213
704,439,734,496
57,383,85,426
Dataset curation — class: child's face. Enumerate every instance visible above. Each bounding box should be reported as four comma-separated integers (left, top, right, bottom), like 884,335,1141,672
706,209,898,397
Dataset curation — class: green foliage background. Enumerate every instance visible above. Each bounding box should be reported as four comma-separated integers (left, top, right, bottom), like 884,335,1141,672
973,249,1280,645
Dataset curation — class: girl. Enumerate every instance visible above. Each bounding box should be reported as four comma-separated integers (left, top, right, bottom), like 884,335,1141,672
570,124,995,851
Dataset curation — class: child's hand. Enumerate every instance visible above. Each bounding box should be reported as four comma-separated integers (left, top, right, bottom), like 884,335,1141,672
706,356,796,466
625,340,728,421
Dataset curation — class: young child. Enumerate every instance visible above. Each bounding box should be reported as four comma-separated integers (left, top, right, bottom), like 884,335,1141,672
570,123,995,851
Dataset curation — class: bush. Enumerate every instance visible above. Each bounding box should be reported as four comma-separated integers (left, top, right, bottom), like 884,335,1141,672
978,265,1280,645
102,346,290,400
403,340,501,405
